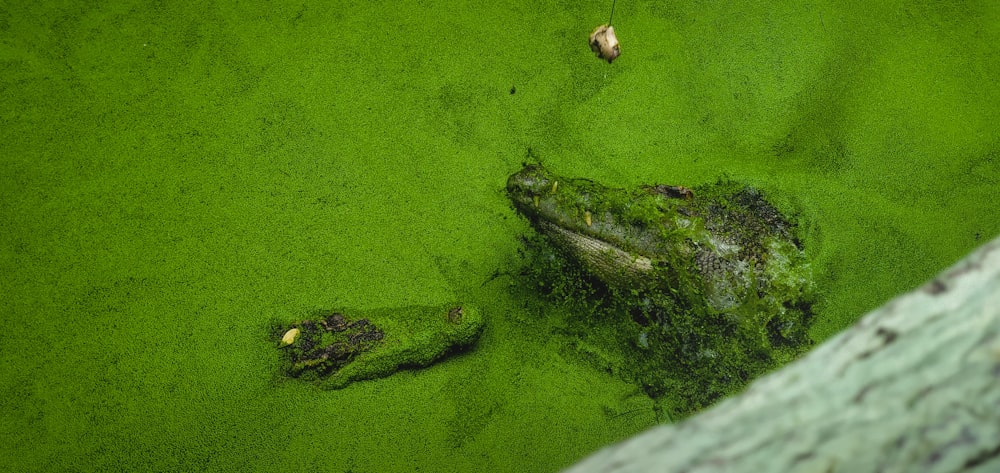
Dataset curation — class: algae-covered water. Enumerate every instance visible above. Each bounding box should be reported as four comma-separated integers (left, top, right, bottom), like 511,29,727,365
2,1,998,471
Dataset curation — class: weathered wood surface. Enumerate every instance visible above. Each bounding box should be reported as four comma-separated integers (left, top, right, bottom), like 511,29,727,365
566,236,1000,473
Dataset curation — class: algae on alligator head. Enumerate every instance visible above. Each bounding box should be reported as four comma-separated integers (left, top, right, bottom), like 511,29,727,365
507,164,816,416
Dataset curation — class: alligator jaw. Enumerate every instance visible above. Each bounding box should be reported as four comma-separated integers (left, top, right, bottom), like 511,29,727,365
539,220,654,285
508,164,658,286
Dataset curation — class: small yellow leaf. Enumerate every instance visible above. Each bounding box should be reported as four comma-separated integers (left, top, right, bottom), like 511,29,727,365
280,327,301,347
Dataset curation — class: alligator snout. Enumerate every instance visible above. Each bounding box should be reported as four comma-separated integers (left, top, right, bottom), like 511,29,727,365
506,164,552,210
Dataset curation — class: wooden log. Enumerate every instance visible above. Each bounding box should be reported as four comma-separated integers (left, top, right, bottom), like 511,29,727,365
566,236,1000,473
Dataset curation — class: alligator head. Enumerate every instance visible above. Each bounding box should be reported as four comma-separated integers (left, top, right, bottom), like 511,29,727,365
507,164,816,401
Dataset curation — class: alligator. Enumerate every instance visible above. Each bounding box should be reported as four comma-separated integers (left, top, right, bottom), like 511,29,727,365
507,163,816,414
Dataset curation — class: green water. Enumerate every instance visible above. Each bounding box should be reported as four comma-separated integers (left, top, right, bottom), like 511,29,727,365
2,1,998,471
